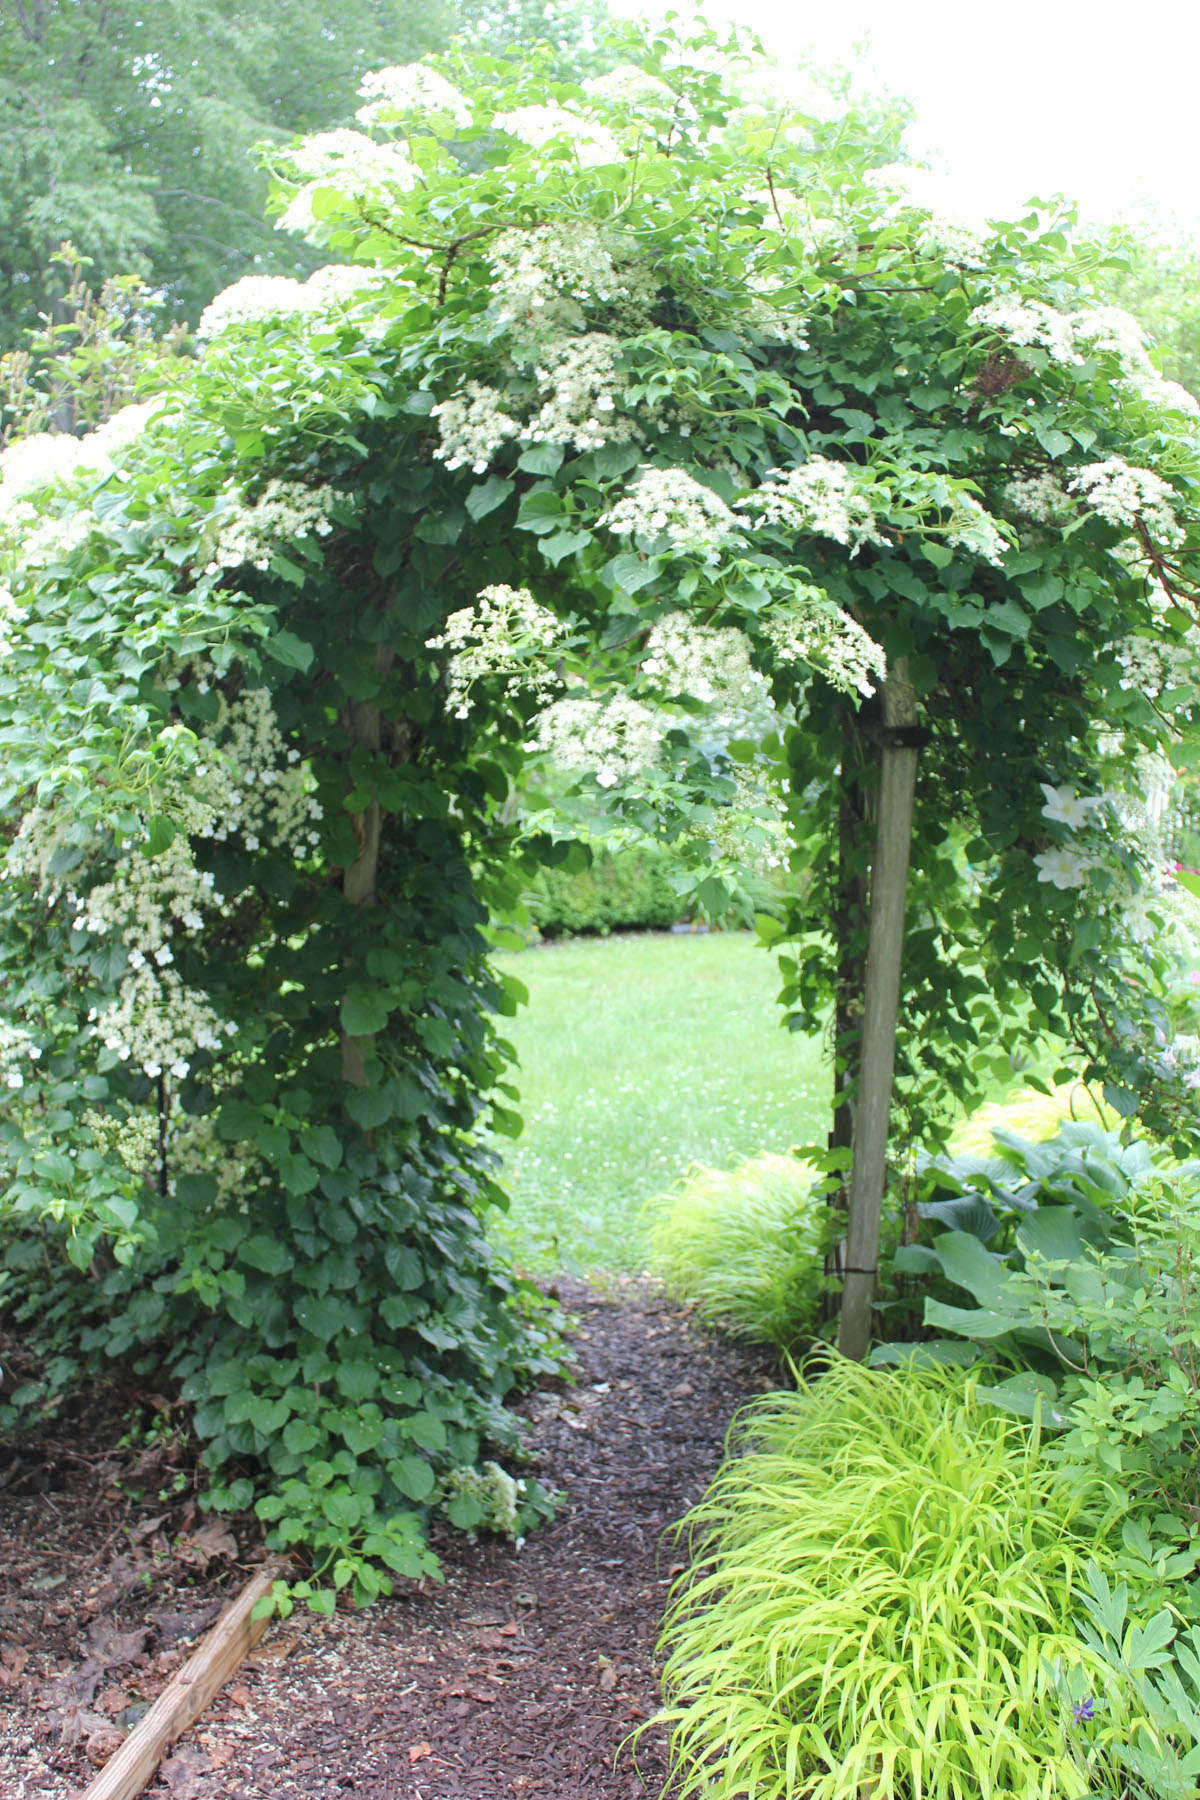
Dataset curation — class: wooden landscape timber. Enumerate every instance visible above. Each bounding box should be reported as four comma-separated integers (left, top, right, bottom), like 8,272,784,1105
82,1561,284,1800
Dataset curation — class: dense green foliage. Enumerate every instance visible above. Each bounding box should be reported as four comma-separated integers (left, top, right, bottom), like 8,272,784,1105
657,1363,1150,1800
644,1152,828,1349
523,843,683,935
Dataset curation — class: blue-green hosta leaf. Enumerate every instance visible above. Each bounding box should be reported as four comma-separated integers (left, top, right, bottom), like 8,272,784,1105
930,1229,1012,1306
924,1298,1024,1339
918,1192,1002,1241
978,1372,1070,1428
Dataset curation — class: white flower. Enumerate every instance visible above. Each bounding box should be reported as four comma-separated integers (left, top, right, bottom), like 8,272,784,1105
355,64,471,130
737,458,885,555
426,585,567,717
1034,847,1092,889
493,106,619,168
970,295,1081,367
599,467,740,560
1067,458,1183,548
1040,784,1103,830
1004,472,1071,525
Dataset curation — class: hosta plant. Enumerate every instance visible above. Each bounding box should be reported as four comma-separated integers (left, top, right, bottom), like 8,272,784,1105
657,1361,1148,1800
644,1152,828,1350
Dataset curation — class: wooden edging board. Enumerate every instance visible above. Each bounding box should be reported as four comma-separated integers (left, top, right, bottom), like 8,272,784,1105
83,1561,284,1800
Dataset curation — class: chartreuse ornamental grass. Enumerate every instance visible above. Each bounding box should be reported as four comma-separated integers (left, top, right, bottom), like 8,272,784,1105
656,1363,1135,1800
644,1152,829,1350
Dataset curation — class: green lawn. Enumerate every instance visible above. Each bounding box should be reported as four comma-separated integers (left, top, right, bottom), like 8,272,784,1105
488,931,830,1275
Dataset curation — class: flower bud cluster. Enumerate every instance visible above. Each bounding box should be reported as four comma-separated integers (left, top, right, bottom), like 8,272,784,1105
970,296,1082,367
204,478,335,573
737,459,886,555
97,964,236,1081
82,1106,159,1178
531,693,669,788
599,467,741,560
444,1461,526,1539
431,384,523,474
426,584,567,719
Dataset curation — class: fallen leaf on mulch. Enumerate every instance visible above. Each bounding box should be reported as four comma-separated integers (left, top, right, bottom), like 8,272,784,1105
86,1619,150,1667
408,1740,433,1765
0,1645,28,1685
175,1518,237,1568
160,1744,213,1796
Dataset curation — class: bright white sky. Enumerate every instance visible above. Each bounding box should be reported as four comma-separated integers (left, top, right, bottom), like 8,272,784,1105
609,0,1200,234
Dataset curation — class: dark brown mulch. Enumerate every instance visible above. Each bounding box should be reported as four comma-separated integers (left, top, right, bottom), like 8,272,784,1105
0,1277,776,1799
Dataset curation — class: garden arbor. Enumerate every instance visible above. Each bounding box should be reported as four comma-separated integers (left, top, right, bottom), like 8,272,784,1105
2,30,1199,1586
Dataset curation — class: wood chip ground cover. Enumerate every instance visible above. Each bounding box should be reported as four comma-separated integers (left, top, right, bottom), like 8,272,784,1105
0,1278,774,1798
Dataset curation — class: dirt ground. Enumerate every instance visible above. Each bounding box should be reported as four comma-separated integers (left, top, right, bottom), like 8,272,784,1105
0,1277,776,1799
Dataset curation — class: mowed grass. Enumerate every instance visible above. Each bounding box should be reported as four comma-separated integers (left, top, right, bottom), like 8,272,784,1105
488,931,830,1275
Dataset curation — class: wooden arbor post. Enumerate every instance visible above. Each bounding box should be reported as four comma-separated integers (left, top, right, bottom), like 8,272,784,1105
837,661,922,1362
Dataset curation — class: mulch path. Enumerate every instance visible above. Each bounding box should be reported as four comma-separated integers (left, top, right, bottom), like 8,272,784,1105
0,1277,776,1799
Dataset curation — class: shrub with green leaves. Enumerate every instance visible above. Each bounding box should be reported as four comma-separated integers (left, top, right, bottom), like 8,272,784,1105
657,1362,1140,1800
644,1153,828,1350
524,845,683,936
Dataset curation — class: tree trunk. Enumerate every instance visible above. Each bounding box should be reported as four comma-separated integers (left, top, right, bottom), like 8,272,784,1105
340,647,395,1090
837,661,920,1361
823,711,870,1309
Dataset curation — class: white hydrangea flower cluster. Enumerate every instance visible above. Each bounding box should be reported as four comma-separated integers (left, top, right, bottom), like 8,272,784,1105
641,615,760,708
525,335,637,454
531,693,669,788
743,279,810,348
581,65,675,111
762,594,887,698
355,64,471,130
197,266,382,337
271,130,418,238
970,296,1081,367
0,1021,43,1091
0,400,165,502
96,964,235,1081
1147,1028,1200,1092
430,384,523,474
1003,471,1073,525
1117,631,1200,700
492,105,619,168
487,223,658,334
169,1112,260,1203
204,478,335,574
426,584,567,719
0,583,26,660
940,491,1009,565
83,1106,159,1178
737,458,886,556
864,164,991,270
65,684,321,1082
599,467,741,561
444,1461,526,1539
913,218,990,271
1067,459,1184,547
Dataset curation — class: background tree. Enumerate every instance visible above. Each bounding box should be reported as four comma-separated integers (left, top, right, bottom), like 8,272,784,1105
0,0,609,344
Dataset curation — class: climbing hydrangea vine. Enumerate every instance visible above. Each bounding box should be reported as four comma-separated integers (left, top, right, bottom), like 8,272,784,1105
1,21,1199,1600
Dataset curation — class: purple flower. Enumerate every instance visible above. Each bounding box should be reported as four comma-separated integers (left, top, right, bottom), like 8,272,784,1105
1072,1697,1095,1725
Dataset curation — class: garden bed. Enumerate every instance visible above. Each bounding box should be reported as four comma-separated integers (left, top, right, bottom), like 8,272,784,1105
0,1277,774,1799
